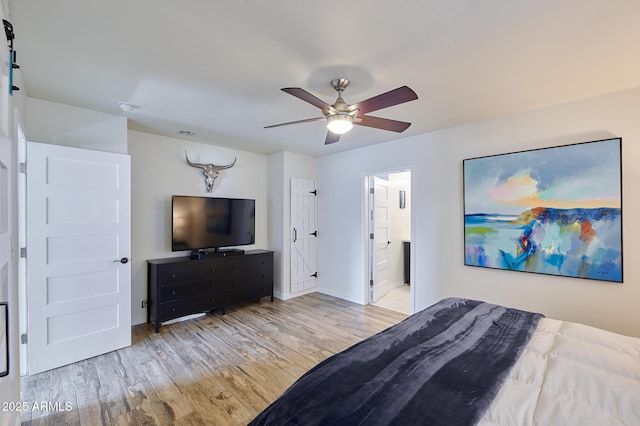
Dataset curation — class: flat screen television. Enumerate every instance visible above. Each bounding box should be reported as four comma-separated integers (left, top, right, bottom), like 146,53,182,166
172,195,255,253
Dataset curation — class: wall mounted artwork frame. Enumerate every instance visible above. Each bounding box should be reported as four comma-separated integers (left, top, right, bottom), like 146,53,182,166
463,138,622,283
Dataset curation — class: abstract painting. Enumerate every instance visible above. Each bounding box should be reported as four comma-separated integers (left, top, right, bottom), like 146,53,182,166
463,138,622,282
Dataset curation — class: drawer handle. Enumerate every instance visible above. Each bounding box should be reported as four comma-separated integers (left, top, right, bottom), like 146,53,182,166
211,298,215,303
171,290,176,295
211,268,216,272
171,308,176,312
171,273,176,278
211,283,216,288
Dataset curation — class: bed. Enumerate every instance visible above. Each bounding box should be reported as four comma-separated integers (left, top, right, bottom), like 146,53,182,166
249,298,640,425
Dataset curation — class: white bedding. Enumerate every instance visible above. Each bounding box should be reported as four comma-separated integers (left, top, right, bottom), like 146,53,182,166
479,318,640,425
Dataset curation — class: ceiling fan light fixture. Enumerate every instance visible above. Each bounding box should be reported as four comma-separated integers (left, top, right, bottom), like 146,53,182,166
326,114,353,134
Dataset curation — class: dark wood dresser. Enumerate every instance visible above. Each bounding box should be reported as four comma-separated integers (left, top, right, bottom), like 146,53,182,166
147,249,274,332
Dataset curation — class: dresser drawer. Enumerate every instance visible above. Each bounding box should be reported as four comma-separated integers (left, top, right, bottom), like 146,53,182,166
237,281,273,300
158,290,235,321
159,280,232,302
158,262,235,285
232,269,273,288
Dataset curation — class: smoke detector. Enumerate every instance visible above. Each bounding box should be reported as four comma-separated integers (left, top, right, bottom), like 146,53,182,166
118,101,135,112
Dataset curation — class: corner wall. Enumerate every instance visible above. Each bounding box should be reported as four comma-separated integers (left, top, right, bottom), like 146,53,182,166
128,131,270,325
317,87,640,337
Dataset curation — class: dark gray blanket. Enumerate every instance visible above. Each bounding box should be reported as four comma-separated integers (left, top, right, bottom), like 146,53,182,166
249,298,543,426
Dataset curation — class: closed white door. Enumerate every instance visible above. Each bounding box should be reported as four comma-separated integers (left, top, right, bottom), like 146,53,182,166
0,116,10,380
371,177,390,302
26,142,131,374
0,37,18,416
290,178,317,294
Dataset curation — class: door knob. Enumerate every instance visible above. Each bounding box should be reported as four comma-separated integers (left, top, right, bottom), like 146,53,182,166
113,257,129,264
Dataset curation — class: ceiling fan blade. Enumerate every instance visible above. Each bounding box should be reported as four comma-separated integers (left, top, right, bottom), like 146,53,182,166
351,86,418,115
325,131,341,145
356,115,412,133
282,87,332,110
264,117,326,129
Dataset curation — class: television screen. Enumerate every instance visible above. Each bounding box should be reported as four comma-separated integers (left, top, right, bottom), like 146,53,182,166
172,196,255,252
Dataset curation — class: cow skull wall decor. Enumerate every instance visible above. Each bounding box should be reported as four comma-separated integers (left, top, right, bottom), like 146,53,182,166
184,150,236,192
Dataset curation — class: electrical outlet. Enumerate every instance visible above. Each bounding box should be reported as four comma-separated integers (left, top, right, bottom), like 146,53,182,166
141,300,148,308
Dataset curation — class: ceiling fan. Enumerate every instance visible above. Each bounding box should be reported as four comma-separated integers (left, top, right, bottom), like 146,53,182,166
265,78,418,145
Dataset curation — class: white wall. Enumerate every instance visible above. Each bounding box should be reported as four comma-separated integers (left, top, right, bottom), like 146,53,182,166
268,152,285,298
26,98,127,153
128,130,270,325
23,89,640,336
22,98,314,326
317,87,640,337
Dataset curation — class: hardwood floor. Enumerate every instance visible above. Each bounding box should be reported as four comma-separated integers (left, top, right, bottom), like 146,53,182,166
19,293,407,426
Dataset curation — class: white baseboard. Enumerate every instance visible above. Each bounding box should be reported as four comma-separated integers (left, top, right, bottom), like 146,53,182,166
131,315,147,326
276,287,318,301
317,287,365,305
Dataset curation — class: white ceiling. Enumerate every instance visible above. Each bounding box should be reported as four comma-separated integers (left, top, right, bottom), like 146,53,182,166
10,0,640,157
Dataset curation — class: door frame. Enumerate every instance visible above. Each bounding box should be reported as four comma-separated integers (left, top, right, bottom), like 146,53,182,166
363,166,415,314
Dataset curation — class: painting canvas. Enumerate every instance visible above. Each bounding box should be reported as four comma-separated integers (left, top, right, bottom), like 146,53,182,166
463,138,622,282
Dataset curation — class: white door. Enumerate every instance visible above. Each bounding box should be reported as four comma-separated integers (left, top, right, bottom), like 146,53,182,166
371,177,390,302
0,35,19,417
26,142,131,374
290,178,317,294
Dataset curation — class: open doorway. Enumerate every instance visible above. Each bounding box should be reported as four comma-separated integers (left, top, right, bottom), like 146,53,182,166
366,170,412,315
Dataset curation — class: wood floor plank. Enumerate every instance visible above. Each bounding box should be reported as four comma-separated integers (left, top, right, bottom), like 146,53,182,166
19,293,407,425
144,327,242,424
126,380,175,426
46,364,80,426
24,370,51,426
19,372,39,424
226,306,335,362
219,310,326,378
72,358,111,426
93,353,136,420
177,323,273,416
110,410,142,426
113,346,147,388
162,327,257,424
135,357,195,421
